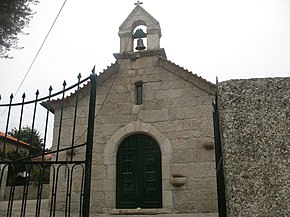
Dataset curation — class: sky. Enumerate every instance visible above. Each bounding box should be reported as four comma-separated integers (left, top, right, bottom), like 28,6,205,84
0,0,290,145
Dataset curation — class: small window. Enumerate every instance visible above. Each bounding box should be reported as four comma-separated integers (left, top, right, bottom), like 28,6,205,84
135,81,143,105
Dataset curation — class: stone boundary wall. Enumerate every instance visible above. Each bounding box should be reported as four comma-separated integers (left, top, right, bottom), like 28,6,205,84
218,77,290,216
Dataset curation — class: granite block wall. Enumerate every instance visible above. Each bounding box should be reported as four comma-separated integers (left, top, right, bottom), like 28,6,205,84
50,55,218,215
218,78,290,216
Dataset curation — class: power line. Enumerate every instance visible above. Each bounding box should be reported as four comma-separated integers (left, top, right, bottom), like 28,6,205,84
72,71,118,145
14,0,68,97
0,0,68,118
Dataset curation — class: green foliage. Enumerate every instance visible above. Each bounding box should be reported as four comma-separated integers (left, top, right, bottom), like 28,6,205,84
3,149,28,173
29,164,50,184
3,127,51,185
2,148,50,185
6,149,28,160
0,0,39,58
0,147,27,160
8,126,44,155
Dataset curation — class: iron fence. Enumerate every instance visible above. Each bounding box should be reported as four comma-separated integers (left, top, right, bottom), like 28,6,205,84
0,72,97,217
212,92,227,217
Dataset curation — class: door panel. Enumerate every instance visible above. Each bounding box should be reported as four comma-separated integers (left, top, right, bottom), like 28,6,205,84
117,134,162,209
117,138,137,207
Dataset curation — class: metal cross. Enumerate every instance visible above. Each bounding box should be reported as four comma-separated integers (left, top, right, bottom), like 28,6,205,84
134,0,143,6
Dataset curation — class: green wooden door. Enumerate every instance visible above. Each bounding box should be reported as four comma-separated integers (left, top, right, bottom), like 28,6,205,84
116,134,162,209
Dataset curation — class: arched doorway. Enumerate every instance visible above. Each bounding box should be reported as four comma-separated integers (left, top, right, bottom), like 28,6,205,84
116,134,162,209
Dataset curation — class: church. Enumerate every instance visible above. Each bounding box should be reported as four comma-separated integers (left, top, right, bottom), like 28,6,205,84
48,3,218,216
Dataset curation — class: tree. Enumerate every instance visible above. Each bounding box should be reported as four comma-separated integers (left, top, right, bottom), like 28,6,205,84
5,126,50,186
0,0,39,58
8,126,44,155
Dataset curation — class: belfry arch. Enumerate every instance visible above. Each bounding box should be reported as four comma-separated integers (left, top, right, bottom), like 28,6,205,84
118,5,162,52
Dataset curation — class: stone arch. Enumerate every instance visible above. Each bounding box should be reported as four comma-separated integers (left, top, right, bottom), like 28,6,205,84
104,121,172,209
132,20,147,30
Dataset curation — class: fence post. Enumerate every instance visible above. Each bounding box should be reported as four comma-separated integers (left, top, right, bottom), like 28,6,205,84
82,73,97,216
213,93,227,217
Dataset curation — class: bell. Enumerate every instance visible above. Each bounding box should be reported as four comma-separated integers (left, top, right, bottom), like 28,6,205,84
135,38,146,51
133,28,147,39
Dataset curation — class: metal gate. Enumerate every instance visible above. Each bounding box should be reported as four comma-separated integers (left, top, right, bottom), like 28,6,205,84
212,92,227,217
0,72,97,217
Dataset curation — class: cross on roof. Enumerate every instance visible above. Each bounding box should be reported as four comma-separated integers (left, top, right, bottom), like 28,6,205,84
134,0,143,6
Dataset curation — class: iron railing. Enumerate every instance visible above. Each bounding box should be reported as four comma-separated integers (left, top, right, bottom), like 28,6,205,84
0,72,97,217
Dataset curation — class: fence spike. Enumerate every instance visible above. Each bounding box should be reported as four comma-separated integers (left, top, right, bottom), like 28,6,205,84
91,65,96,74
0,72,97,216
63,80,67,87
77,73,82,80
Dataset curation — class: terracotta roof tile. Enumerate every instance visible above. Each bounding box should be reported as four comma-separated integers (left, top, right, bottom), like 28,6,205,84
43,56,216,111
0,131,36,150
157,56,216,94
42,62,119,110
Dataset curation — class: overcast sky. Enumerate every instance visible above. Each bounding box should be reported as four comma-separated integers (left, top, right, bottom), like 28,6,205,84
1,0,290,100
0,0,290,144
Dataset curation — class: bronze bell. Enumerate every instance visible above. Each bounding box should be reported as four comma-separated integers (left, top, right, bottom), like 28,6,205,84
133,28,147,39
135,38,146,51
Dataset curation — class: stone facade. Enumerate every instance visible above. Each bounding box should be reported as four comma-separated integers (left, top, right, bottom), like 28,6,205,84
48,4,218,216
218,78,290,216
50,54,218,215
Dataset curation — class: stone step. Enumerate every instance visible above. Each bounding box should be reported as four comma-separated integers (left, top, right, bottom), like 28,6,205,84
0,200,217,217
93,214,218,217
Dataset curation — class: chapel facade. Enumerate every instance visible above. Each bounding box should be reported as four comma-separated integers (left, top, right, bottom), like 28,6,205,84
49,4,218,216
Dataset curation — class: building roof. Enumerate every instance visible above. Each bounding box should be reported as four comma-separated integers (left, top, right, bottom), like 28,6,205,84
42,55,216,114
41,62,119,113
157,56,216,95
0,131,36,150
